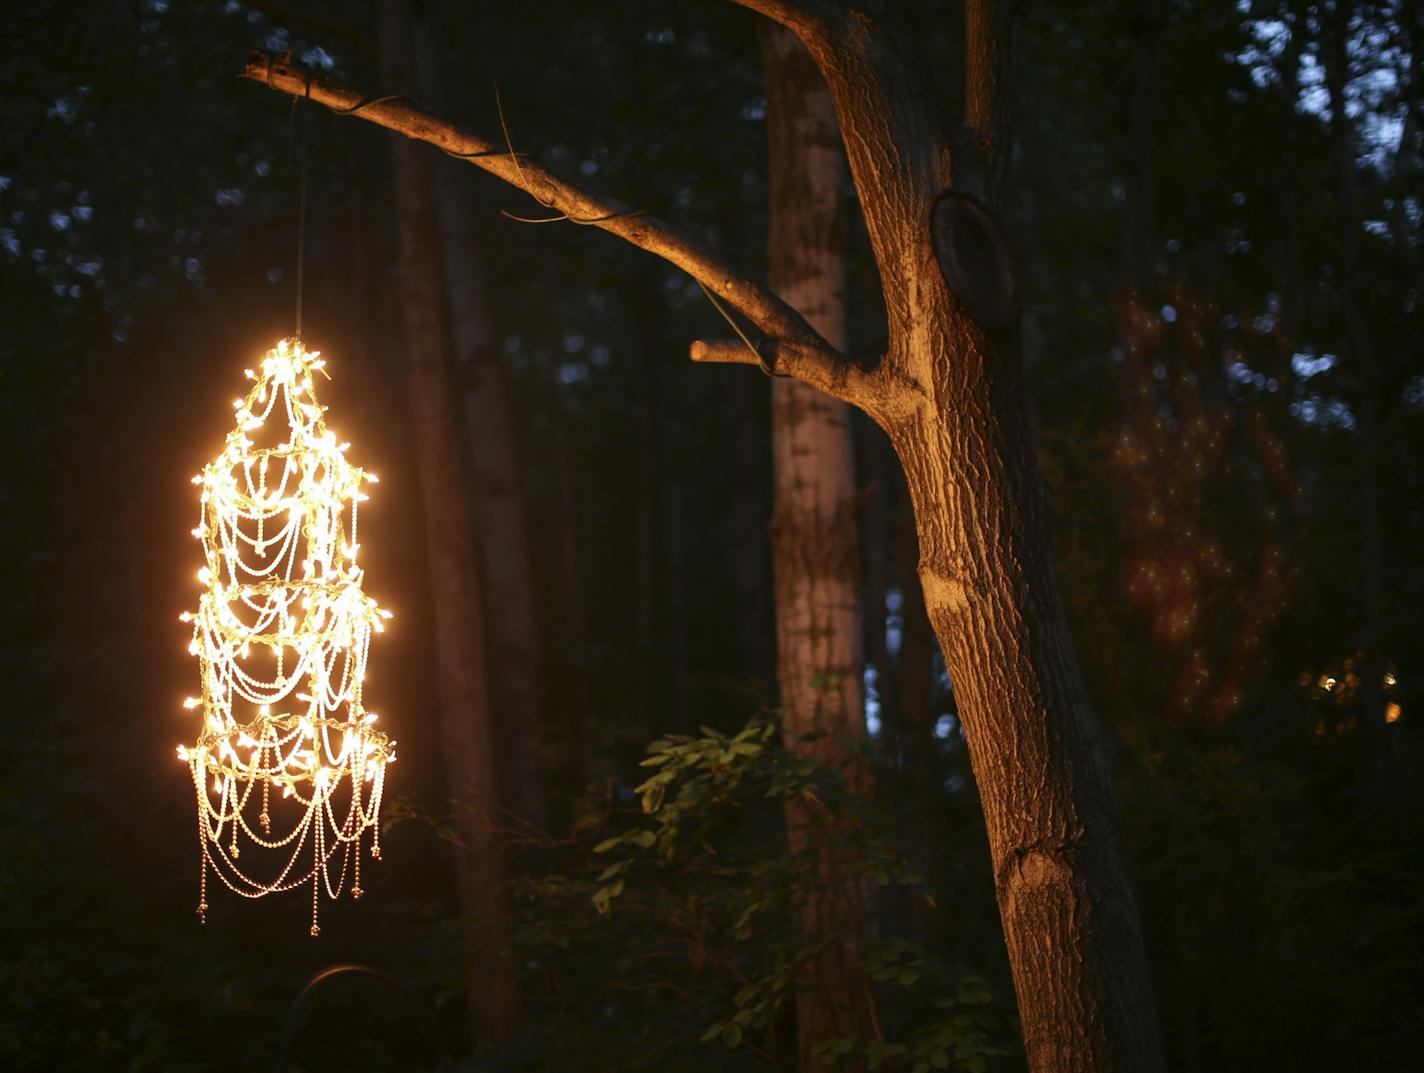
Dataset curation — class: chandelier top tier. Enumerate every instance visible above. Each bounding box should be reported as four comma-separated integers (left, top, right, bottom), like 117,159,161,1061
179,338,394,936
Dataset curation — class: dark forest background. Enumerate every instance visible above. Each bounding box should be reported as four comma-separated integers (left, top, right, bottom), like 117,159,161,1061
2,1,1421,1071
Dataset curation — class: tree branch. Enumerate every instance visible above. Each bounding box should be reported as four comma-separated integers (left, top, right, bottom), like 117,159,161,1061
241,51,848,379
691,339,922,420
730,0,842,35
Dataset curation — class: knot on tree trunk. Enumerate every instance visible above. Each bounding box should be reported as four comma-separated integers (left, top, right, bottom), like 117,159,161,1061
931,191,1017,326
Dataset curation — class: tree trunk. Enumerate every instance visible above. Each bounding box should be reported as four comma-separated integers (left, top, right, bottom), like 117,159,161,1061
892,460,938,941
761,22,872,1070
863,424,894,756
1323,0,1387,735
430,152,549,832
726,372,776,703
548,388,591,800
377,0,518,1044
791,3,1168,1069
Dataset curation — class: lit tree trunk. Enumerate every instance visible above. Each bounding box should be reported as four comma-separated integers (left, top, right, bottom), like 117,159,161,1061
377,0,517,1044
246,0,1168,1061
779,4,1168,1068
761,22,871,1068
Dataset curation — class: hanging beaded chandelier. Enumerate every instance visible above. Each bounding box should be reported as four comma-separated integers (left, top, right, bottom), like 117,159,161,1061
179,338,394,935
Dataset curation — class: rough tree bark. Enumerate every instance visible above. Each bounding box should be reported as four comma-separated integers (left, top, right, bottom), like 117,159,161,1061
376,0,518,1044
245,0,1166,1065
761,21,872,1068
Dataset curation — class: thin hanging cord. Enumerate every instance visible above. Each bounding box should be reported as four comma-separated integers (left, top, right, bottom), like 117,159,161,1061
695,278,785,378
291,74,312,341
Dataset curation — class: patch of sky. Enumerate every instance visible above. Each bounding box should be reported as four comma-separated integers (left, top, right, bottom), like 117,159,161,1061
1240,8,1411,174
864,665,882,739
47,97,77,124
1228,360,1258,384
1292,351,1337,378
300,46,335,70
1291,395,1356,429
885,588,904,660
1402,376,1424,411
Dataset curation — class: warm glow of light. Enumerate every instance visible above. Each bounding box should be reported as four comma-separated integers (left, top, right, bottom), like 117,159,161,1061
1385,703,1402,724
180,338,394,936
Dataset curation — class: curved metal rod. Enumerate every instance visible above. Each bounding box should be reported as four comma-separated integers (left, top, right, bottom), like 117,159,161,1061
276,963,451,1073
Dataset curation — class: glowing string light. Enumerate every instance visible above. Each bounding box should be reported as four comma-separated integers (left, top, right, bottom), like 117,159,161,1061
180,339,394,935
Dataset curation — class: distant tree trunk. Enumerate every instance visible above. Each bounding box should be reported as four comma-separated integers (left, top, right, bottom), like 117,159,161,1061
892,461,938,940
548,388,590,798
726,373,776,702
863,424,894,757
761,22,871,1069
632,265,691,735
377,0,517,1044
663,459,691,730
1120,6,1159,293
1323,0,1386,733
429,155,549,831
